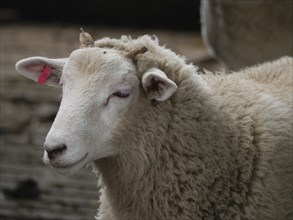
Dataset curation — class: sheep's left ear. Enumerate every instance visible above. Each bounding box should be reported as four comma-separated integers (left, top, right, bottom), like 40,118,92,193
142,68,177,101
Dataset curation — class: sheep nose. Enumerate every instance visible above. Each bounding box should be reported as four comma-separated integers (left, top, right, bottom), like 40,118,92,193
45,144,67,160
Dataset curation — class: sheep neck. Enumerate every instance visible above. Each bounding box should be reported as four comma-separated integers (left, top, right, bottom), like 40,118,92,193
94,74,254,219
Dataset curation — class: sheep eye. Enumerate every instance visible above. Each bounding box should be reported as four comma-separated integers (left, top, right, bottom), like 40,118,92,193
112,91,130,98
105,90,131,106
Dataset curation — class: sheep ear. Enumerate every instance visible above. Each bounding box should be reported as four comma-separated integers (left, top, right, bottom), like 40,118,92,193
15,57,67,87
142,68,177,101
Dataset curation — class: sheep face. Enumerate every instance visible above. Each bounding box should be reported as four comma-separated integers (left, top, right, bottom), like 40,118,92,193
46,48,140,174
15,47,177,174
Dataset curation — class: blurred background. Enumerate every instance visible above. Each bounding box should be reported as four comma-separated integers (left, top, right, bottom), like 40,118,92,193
0,1,292,220
1,0,201,30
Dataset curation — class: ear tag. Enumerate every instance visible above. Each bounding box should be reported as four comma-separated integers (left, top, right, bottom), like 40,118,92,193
38,66,52,84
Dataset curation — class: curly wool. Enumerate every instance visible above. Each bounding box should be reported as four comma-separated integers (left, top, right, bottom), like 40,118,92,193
93,36,292,220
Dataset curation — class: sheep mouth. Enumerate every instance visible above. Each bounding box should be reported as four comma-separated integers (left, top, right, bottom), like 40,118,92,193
51,153,88,169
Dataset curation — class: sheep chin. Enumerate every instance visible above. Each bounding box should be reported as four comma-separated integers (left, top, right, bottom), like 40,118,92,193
51,153,89,175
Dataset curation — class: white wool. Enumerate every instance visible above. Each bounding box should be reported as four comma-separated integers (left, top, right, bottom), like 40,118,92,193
15,34,293,220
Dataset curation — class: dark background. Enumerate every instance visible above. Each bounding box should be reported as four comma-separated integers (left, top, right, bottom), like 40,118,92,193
1,0,201,31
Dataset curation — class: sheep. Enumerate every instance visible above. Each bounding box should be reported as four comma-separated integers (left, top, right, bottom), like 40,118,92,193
15,30,292,220
200,0,293,70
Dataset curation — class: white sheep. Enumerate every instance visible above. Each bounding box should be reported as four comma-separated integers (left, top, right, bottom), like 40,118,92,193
200,0,293,70
15,31,292,220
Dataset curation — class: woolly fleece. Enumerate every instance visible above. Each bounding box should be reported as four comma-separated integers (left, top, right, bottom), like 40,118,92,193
93,36,292,220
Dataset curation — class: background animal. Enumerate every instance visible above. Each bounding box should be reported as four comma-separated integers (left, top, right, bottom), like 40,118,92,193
15,32,292,219
200,0,293,70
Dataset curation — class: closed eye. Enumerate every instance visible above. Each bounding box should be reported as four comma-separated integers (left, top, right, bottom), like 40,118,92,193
104,90,130,106
112,91,130,98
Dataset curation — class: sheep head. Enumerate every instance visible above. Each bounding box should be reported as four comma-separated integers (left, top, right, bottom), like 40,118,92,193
15,36,177,174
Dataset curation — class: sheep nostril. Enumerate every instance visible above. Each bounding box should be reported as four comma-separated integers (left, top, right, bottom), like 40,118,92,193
45,144,67,160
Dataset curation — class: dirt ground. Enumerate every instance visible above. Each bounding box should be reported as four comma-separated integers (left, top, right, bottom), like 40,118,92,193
0,22,221,220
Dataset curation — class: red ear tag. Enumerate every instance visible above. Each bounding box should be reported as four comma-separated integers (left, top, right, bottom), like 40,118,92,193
38,66,52,84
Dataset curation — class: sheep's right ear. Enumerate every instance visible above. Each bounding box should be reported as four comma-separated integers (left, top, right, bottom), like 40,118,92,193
15,57,67,87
